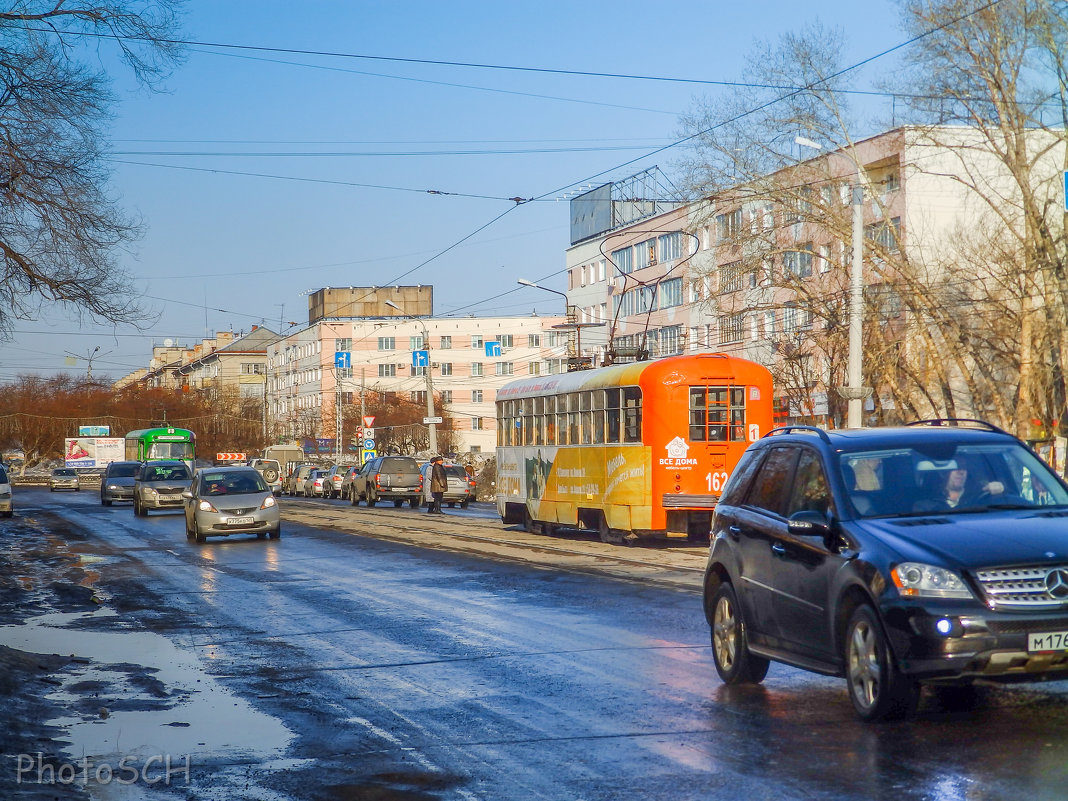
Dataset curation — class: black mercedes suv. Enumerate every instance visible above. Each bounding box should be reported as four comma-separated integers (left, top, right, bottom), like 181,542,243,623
703,419,1068,721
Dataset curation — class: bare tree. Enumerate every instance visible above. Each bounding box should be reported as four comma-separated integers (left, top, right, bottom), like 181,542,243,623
0,1,184,337
678,4,1068,437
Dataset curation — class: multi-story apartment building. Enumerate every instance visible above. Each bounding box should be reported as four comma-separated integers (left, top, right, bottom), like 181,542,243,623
267,310,565,455
564,126,1061,427
172,326,280,400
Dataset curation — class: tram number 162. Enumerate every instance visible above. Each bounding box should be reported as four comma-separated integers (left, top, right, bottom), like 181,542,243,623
706,471,729,493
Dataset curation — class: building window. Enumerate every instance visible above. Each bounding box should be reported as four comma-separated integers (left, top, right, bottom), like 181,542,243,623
612,246,633,275
412,365,427,377
529,361,541,376
240,363,264,375
597,259,606,281
784,302,798,334
496,362,514,376
379,364,396,377
720,261,743,293
411,391,426,404
439,335,452,349
634,238,656,270
659,277,683,308
866,217,901,252
472,417,484,431
784,244,814,278
658,232,683,262
716,209,742,240
472,389,483,403
440,362,453,376
719,314,744,344
471,362,483,377
334,338,352,352
660,326,682,355
528,333,541,347
471,335,484,349
499,334,513,348
377,337,395,350
409,335,425,350
440,390,453,403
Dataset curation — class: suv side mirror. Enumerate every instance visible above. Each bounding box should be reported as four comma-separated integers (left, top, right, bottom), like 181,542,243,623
788,510,832,538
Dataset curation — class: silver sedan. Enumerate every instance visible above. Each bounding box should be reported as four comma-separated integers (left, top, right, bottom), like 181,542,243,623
183,466,280,543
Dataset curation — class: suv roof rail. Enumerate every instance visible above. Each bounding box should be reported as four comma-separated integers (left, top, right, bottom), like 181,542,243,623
906,418,1010,435
765,425,833,444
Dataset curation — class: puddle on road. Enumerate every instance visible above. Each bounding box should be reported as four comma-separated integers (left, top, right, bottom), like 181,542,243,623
0,608,299,798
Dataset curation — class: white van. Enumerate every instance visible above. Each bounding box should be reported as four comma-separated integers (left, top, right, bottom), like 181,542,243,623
0,463,13,517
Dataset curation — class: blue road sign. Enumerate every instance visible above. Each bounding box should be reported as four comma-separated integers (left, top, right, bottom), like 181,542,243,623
412,349,429,367
485,341,502,357
335,351,351,369
363,438,375,449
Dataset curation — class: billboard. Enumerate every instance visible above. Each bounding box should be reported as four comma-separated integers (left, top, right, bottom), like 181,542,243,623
65,437,124,468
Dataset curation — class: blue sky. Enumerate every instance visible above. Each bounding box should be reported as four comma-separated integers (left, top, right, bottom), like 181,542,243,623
4,0,906,383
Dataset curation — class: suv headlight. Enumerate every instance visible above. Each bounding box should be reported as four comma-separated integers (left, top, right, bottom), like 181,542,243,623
891,562,973,599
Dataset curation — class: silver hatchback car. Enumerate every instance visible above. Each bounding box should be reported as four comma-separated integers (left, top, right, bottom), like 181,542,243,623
183,466,280,543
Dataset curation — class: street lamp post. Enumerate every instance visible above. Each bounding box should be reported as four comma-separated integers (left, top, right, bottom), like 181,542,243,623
385,300,437,454
794,137,870,428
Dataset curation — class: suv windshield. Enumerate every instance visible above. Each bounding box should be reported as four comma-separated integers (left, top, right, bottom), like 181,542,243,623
108,463,140,478
840,441,1068,517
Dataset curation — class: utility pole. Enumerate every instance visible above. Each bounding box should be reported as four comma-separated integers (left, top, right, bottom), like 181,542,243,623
384,300,437,454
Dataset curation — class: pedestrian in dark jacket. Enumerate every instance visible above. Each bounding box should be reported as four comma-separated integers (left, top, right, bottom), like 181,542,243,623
428,455,448,514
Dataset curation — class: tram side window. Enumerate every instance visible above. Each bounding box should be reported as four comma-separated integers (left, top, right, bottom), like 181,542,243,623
593,390,606,444
545,396,557,445
623,386,642,443
580,391,593,444
606,388,621,443
567,393,580,445
557,401,569,445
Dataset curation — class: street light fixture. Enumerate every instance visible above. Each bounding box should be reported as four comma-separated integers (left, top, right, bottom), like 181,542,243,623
384,300,437,454
795,137,869,428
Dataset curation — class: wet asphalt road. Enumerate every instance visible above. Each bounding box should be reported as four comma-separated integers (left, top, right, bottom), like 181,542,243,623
6,487,1068,801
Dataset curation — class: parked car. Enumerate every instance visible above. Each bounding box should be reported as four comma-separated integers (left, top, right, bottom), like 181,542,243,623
183,466,280,543
0,463,12,518
349,456,422,507
248,458,283,496
703,419,1068,722
322,464,350,498
339,465,361,499
303,469,328,498
49,468,80,492
419,461,474,508
133,460,193,515
100,460,141,506
287,464,316,496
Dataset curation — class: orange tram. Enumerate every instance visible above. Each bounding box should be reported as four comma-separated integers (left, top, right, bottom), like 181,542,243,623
495,352,773,543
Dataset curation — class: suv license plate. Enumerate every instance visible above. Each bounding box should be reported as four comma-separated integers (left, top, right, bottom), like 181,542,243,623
1028,631,1068,653
227,516,255,526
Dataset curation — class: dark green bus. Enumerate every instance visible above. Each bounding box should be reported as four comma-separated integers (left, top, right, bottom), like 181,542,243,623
124,427,196,469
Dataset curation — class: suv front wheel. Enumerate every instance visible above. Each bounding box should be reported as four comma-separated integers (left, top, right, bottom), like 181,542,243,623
710,582,769,684
845,605,919,722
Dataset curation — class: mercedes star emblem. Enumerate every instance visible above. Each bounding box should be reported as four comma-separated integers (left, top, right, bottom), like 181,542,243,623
1045,569,1068,600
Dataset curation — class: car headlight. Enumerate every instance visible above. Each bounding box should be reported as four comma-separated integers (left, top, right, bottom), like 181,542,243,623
891,562,973,599
260,496,276,509
147,488,159,496
197,500,218,513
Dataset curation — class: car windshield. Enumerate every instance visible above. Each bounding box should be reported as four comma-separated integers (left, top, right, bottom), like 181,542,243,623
839,441,1068,517
54,469,75,477
201,471,267,496
143,464,190,481
109,463,140,478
